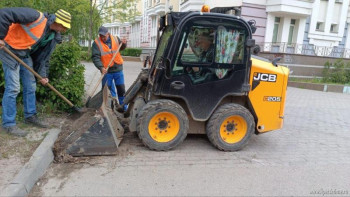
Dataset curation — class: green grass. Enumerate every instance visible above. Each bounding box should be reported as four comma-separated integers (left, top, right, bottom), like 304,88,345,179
0,131,42,160
289,77,349,85
0,102,67,161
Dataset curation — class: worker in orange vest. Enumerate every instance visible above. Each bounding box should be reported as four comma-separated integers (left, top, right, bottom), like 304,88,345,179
91,26,127,111
0,8,71,137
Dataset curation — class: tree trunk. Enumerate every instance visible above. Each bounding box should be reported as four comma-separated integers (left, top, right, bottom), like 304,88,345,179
88,0,94,54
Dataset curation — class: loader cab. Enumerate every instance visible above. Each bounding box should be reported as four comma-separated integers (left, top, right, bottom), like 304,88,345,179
150,12,255,121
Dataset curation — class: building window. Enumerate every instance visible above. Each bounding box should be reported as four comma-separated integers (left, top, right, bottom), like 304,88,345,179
335,0,343,3
330,24,338,33
288,19,296,45
316,22,324,31
272,17,280,43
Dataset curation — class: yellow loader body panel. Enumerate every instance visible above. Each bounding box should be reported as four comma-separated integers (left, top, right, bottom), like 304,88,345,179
248,57,290,133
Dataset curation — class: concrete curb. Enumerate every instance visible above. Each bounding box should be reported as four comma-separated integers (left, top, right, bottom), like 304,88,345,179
288,81,350,94
122,56,141,62
0,129,61,197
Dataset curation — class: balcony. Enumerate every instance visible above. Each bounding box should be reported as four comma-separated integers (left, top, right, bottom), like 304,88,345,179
266,0,313,16
180,0,204,12
257,42,350,58
147,2,166,16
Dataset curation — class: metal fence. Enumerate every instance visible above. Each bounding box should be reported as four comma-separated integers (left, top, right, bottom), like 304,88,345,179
256,42,350,59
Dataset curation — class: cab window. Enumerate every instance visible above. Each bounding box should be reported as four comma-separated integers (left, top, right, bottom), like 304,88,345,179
153,25,174,67
172,19,247,84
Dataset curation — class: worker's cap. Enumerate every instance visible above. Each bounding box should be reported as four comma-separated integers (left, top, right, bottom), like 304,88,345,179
55,9,71,29
98,26,109,36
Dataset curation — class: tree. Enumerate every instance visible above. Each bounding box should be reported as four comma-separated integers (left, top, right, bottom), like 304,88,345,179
0,0,102,46
103,0,140,23
86,0,139,53
0,0,140,52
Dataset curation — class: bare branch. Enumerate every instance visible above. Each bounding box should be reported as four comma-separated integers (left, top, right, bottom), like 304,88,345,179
97,0,109,15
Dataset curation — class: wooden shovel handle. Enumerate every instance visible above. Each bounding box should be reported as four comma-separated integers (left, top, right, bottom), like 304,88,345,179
88,39,123,98
2,47,75,107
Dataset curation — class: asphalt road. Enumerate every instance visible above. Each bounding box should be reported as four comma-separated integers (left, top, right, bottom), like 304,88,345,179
30,61,350,196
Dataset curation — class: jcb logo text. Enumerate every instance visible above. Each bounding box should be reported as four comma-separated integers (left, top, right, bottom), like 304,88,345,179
253,73,277,82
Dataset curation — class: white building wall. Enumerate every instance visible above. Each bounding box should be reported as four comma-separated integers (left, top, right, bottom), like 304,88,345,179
345,11,350,49
308,0,350,49
264,14,275,44
296,18,306,44
205,0,242,8
139,0,171,48
180,0,204,11
130,21,141,48
243,0,266,5
280,17,290,43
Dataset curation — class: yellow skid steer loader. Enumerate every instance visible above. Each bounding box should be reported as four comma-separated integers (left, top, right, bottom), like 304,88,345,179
56,10,289,157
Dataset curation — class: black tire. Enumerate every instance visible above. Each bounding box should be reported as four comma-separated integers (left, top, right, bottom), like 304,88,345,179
137,99,189,151
206,103,255,151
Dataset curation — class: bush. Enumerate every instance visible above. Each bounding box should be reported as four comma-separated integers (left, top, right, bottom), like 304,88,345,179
36,40,85,111
80,51,91,61
81,46,89,52
323,60,350,84
120,48,142,57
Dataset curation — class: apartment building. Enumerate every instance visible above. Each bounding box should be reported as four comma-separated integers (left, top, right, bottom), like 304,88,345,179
180,0,350,58
258,0,350,57
98,0,350,59
138,0,180,48
98,0,141,47
129,0,143,48
179,0,267,43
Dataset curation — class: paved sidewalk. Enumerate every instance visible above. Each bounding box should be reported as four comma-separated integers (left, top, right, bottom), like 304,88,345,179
83,61,143,97
30,61,350,196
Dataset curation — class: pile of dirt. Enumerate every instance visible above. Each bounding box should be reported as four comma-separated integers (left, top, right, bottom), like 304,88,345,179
53,108,101,163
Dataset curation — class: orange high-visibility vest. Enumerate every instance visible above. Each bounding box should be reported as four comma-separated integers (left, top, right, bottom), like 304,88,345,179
4,12,47,50
94,35,124,68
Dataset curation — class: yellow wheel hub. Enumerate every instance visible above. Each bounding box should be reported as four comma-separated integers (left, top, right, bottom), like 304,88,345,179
148,112,180,143
219,115,247,144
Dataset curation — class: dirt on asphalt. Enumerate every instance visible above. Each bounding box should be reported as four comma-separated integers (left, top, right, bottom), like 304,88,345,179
29,162,85,197
53,108,101,163
30,132,140,196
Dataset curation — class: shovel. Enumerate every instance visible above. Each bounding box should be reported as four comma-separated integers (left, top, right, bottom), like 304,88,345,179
85,42,123,108
2,47,82,113
54,39,125,158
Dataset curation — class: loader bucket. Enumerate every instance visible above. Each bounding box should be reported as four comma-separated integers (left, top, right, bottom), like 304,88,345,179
53,85,124,160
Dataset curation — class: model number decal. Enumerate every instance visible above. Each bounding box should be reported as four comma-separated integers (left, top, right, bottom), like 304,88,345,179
263,96,281,102
253,73,277,82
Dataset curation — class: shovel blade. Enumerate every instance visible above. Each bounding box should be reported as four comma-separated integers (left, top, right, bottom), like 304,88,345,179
65,109,124,156
55,85,124,158
85,89,103,109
